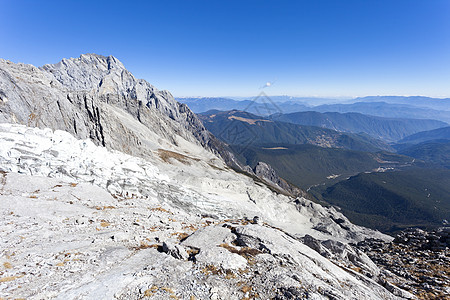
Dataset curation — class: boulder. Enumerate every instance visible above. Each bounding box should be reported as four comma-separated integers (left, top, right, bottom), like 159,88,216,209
181,225,236,249
162,241,189,260
195,247,247,270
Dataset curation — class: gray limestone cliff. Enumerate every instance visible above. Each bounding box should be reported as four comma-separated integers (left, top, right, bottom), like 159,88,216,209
0,54,237,165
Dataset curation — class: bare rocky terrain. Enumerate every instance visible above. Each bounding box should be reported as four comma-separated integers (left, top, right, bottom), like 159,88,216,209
0,54,446,299
354,228,450,299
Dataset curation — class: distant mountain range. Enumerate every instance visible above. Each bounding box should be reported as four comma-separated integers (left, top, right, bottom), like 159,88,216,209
392,127,450,169
352,96,450,111
178,96,450,123
271,111,447,142
313,102,450,124
199,110,393,152
398,126,450,144
178,97,309,116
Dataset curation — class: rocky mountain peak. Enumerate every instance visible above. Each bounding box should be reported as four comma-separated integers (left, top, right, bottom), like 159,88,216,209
40,53,132,92
0,53,240,168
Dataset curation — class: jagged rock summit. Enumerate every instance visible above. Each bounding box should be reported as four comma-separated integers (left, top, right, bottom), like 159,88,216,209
0,54,414,299
0,54,232,164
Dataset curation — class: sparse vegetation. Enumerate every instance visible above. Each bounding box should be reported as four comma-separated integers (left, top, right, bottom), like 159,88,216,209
100,221,110,227
3,262,12,269
219,243,261,261
150,206,172,214
95,205,116,210
158,149,199,165
0,274,23,282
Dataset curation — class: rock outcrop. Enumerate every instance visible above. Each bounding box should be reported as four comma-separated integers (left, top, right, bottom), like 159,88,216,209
355,228,450,299
0,54,238,166
0,54,414,299
253,161,309,198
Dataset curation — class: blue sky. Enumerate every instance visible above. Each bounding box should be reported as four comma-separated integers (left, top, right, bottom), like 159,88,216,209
1,0,449,98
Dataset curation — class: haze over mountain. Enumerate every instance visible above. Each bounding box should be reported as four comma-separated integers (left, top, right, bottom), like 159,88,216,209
398,126,450,144
178,97,309,116
272,111,447,142
352,96,450,111
313,102,450,124
179,96,450,125
392,127,450,169
397,141,450,169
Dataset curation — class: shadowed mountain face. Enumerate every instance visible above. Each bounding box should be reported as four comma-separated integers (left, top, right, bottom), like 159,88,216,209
398,126,450,144
232,144,415,189
199,110,393,152
272,111,447,142
397,141,450,169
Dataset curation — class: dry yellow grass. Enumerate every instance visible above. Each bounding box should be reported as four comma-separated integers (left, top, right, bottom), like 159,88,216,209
182,224,198,232
171,232,190,241
148,226,159,232
201,265,220,276
3,262,12,269
144,285,158,296
143,285,177,299
219,243,261,260
186,248,199,256
100,221,110,227
27,112,37,125
134,242,159,250
157,149,199,165
95,206,116,210
150,206,172,214
0,274,23,282
225,269,236,279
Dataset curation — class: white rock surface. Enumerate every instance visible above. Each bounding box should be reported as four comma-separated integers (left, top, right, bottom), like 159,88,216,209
0,123,389,243
0,54,405,299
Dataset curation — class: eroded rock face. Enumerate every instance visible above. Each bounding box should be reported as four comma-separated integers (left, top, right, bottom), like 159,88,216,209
253,161,308,198
302,234,380,279
0,55,237,166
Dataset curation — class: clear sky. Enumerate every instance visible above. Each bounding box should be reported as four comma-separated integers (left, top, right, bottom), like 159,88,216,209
1,0,449,98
